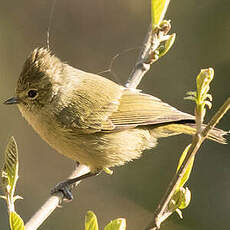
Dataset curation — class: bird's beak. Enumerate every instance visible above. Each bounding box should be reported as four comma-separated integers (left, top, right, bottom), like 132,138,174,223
3,97,21,105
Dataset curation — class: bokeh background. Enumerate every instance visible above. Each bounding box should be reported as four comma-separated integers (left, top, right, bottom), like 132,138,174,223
0,1,230,229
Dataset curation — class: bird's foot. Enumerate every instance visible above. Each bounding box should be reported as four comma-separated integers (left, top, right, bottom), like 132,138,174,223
51,181,74,200
51,170,102,200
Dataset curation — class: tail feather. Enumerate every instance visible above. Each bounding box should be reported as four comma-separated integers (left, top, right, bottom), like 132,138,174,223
187,123,228,144
151,123,228,144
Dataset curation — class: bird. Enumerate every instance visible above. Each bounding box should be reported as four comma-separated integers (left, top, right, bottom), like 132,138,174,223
4,48,227,198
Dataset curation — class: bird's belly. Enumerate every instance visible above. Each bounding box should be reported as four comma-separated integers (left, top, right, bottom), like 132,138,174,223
42,125,158,171
20,106,157,170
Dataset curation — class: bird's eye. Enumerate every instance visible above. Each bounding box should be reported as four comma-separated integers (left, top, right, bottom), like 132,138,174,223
27,89,38,99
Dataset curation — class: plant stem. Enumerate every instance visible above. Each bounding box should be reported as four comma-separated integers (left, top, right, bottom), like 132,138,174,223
145,97,230,230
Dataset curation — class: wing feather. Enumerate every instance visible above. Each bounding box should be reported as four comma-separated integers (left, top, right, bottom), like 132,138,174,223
108,90,194,129
56,70,194,133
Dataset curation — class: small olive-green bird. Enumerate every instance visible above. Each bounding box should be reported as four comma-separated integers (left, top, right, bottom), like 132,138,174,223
4,48,227,197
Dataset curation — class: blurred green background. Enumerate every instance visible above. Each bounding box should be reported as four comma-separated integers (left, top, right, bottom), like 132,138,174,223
0,1,230,229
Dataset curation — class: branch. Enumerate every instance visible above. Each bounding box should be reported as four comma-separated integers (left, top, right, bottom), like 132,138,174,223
125,24,153,89
126,21,172,89
202,97,230,137
145,97,230,230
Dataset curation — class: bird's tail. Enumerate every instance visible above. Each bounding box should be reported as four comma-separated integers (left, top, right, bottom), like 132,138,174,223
185,123,228,144
151,123,228,144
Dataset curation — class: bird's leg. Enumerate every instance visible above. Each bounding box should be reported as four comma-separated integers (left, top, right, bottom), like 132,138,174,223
51,170,102,200
74,161,80,168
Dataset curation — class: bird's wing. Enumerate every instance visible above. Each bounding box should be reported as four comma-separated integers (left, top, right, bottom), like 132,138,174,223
56,71,194,133
108,90,195,129
72,87,194,132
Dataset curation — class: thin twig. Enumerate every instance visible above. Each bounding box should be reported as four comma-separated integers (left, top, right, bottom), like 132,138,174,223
145,97,230,230
126,22,171,89
125,24,153,89
202,98,230,137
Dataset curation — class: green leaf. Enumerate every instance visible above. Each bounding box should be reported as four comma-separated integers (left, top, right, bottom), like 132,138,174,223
168,187,191,217
151,0,171,28
1,137,25,230
9,212,25,230
184,91,197,101
1,137,19,195
178,187,191,210
184,95,196,101
175,208,183,219
186,91,197,96
176,144,194,188
158,33,176,57
185,68,214,123
103,167,113,175
104,218,126,230
196,68,214,104
85,211,99,230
